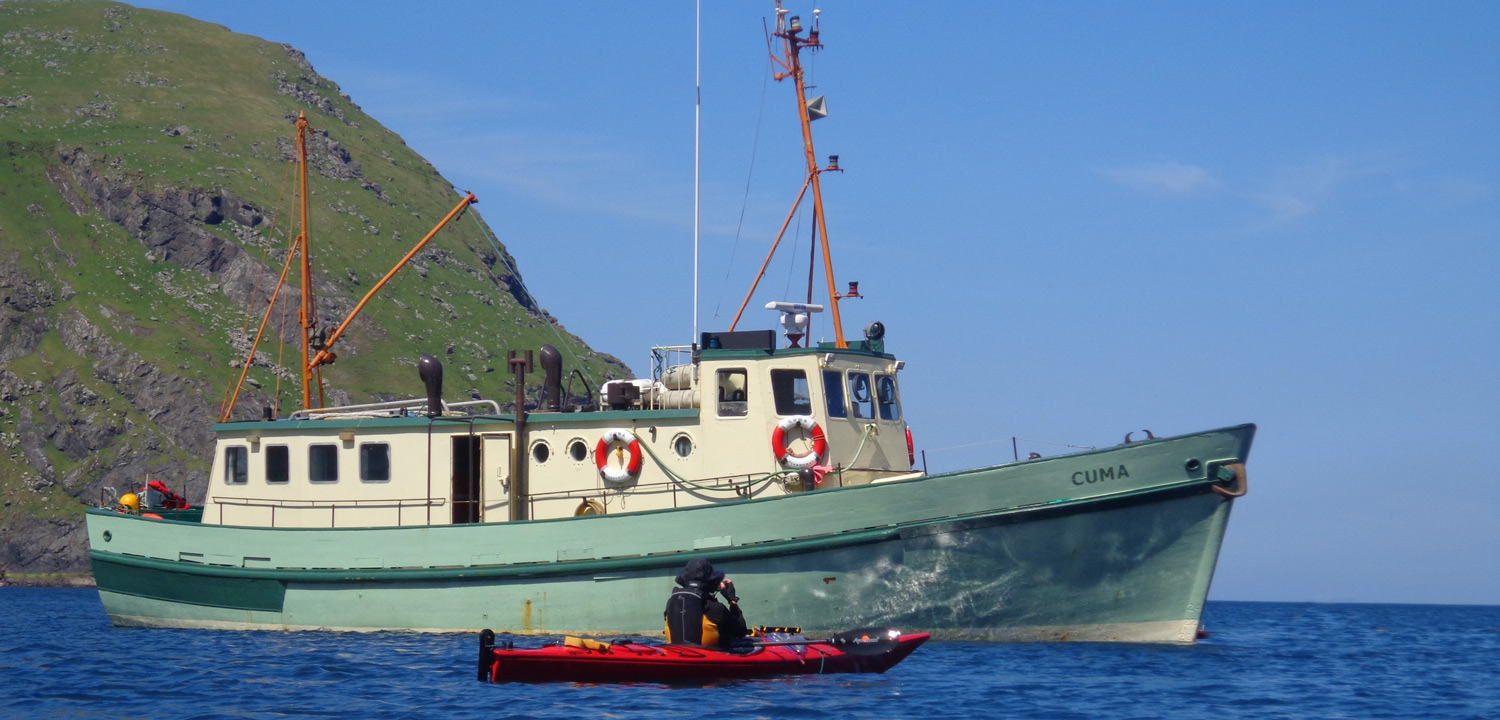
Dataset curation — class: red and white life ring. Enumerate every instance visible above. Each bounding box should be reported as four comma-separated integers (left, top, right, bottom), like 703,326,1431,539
771,415,827,469
595,429,643,484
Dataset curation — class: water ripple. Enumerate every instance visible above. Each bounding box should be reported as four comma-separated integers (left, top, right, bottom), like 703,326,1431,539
2,590,1498,720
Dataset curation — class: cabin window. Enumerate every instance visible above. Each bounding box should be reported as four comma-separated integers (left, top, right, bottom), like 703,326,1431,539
531,441,551,464
849,372,874,419
876,374,902,421
266,445,290,484
360,443,391,482
771,369,812,416
823,370,847,418
309,444,339,483
224,446,248,485
717,369,748,417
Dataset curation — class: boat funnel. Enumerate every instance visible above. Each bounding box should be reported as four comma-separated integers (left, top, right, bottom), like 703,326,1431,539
418,353,443,417
539,344,563,412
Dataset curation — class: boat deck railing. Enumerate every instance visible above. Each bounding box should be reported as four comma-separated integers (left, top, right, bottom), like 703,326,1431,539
650,344,694,382
207,467,919,529
524,470,775,516
211,495,447,528
288,398,503,420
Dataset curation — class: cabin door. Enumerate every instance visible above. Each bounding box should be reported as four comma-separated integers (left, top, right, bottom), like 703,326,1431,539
480,433,512,522
451,436,481,524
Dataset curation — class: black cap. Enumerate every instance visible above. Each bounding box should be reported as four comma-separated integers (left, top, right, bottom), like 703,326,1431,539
675,558,724,590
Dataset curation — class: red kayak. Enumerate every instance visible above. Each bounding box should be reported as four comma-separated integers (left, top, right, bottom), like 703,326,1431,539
479,628,929,684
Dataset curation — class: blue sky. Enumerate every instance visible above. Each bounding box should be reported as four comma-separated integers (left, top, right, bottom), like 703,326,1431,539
129,1,1498,605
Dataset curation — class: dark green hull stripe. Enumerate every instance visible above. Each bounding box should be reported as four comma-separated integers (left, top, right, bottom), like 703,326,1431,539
90,479,1220,586
91,555,286,612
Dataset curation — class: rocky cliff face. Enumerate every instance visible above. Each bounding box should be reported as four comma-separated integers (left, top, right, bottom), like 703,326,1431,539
0,1,627,583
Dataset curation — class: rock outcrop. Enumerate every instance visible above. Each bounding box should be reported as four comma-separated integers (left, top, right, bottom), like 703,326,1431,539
0,0,629,584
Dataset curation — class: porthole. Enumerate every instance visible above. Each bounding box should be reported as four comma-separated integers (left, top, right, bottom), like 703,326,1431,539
568,439,589,462
531,441,551,464
672,433,694,458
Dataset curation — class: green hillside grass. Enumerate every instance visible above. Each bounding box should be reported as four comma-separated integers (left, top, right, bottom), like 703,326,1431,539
0,0,629,572
1,0,624,407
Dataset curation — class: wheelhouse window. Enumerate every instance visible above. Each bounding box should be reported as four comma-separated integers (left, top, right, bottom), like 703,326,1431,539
876,374,901,421
360,443,391,482
265,445,289,484
823,370,847,418
770,369,812,416
717,369,748,417
308,444,339,483
224,446,248,485
849,372,873,419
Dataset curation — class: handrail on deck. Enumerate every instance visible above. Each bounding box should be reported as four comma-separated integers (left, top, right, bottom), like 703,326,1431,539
288,398,503,420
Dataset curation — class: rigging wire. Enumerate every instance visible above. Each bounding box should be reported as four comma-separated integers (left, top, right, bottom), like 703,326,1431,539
463,203,598,391
712,52,774,320
781,201,804,299
220,154,293,419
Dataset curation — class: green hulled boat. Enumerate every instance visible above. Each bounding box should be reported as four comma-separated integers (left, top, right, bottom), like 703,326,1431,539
85,2,1253,643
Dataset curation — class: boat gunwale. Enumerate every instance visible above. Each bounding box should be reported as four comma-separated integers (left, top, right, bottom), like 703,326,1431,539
87,468,1232,584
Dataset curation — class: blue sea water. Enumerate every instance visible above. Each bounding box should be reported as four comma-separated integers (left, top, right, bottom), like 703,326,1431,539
2,588,1496,719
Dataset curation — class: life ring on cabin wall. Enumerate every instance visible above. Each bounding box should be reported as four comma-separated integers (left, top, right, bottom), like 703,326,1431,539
772,415,827,469
595,429,643,484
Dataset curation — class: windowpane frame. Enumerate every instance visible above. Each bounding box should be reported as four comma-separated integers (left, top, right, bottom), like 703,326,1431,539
360,443,391,482
770,369,812,416
309,444,339,483
265,445,290,484
823,370,847,418
876,374,902,421
224,446,248,485
849,372,874,419
716,369,749,417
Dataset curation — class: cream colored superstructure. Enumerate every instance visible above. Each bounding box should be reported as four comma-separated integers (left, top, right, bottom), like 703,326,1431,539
201,346,917,529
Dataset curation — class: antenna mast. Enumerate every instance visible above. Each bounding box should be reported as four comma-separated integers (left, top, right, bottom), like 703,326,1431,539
731,2,849,347
693,0,702,343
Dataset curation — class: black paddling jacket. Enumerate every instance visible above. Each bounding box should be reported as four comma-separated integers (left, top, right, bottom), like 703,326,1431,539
663,560,748,648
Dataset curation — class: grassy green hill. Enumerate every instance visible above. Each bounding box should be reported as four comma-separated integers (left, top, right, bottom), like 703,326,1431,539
0,0,628,582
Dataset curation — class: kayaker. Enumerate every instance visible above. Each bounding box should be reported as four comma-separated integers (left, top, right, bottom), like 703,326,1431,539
664,558,749,649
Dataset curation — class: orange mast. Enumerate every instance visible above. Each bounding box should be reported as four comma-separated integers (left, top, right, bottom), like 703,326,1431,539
306,192,478,373
293,112,321,409
219,111,480,420
730,3,849,348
